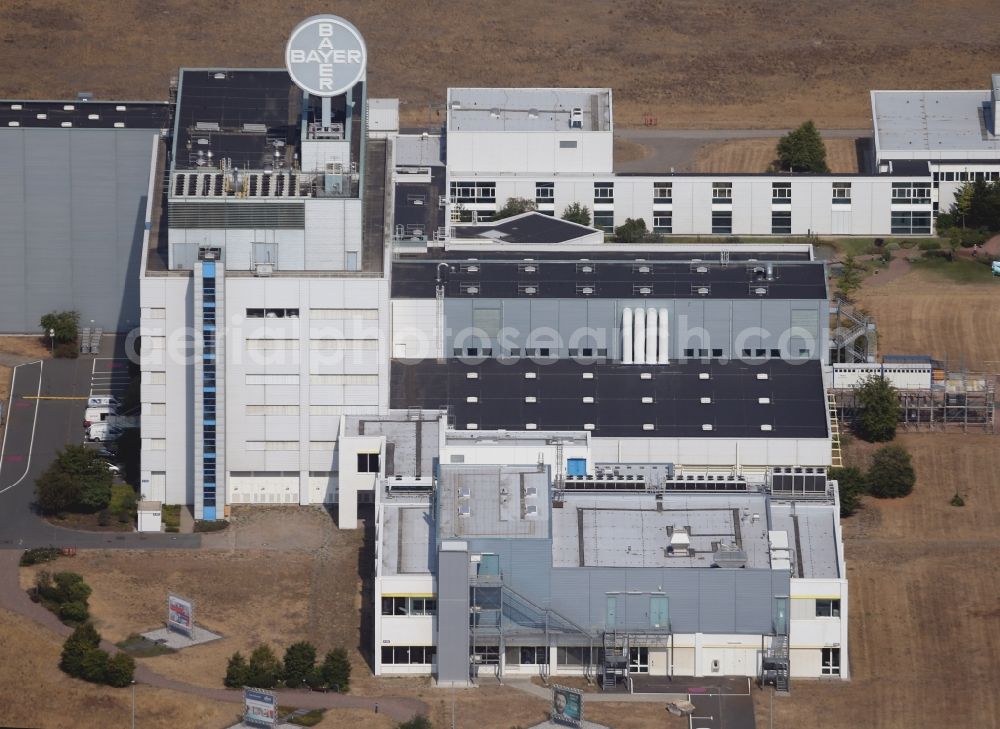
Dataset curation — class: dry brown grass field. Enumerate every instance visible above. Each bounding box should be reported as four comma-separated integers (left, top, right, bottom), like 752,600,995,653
693,138,859,173
0,1,998,128
854,268,1000,370
755,432,1000,728
0,608,239,729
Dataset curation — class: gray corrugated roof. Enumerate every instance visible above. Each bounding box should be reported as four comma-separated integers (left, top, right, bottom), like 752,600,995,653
0,128,156,332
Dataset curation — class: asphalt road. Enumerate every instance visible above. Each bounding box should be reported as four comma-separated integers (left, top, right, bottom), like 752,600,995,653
0,349,198,550
688,689,757,729
614,127,872,174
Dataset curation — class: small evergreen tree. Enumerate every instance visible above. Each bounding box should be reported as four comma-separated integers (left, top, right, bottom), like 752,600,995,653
855,376,900,442
867,444,916,498
247,645,281,689
493,197,535,220
829,466,866,517
561,202,591,226
225,651,250,688
320,648,351,692
398,717,435,729
104,652,136,688
776,121,829,173
282,641,317,688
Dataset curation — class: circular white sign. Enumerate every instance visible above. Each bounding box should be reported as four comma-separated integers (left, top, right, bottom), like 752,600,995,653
285,15,367,98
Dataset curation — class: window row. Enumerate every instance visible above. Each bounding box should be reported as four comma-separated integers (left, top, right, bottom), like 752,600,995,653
381,596,437,616
890,211,932,235
246,308,299,319
891,182,932,204
452,347,610,358
450,181,495,204
935,170,1000,182
380,646,436,665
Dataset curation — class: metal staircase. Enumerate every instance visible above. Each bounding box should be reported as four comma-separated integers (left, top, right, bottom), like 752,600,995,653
771,634,790,692
827,391,843,468
831,296,877,363
601,631,628,690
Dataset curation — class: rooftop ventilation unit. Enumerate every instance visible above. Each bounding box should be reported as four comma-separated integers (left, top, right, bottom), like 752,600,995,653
712,544,748,568
583,372,594,379
36,113,46,120
761,424,773,432
702,424,713,431
525,423,537,430
697,286,710,296
62,104,75,111
88,114,99,120
10,104,22,110
756,373,769,380
213,72,226,80
699,373,710,380
696,266,709,273
7,121,19,127
115,105,127,111
570,107,583,129
754,287,767,296
669,528,691,553
195,121,220,131
528,108,539,118
489,108,501,118
643,423,655,431
466,372,479,379
700,397,712,404
638,286,652,295
580,265,594,273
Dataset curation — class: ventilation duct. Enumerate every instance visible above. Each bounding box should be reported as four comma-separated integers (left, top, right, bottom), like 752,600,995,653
622,308,633,365
645,307,658,364
634,306,646,365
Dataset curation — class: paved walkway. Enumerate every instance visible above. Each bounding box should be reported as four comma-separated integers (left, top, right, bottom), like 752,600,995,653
506,678,685,703
0,550,427,721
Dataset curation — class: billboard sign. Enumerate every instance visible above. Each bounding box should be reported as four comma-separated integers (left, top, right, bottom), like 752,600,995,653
285,15,367,97
551,684,584,726
243,687,278,727
167,594,193,636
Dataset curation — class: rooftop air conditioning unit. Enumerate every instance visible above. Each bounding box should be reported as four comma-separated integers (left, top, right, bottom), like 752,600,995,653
697,287,710,296
570,107,583,128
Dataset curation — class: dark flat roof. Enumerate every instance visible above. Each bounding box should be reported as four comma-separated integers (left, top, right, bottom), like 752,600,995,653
391,259,826,300
394,167,446,240
881,160,931,176
0,100,170,129
453,212,596,244
395,248,813,262
390,358,828,439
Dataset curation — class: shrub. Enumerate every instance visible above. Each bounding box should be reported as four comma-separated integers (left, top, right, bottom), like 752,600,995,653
225,652,250,689
305,668,327,691
867,444,916,499
60,623,101,676
614,217,648,243
283,641,317,689
104,652,136,688
917,239,941,251
58,600,90,624
52,572,92,604
40,310,79,343
20,547,60,567
493,197,535,220
829,466,867,517
194,519,229,533
950,493,966,507
247,645,282,689
885,241,900,251
320,648,351,692
398,717,434,729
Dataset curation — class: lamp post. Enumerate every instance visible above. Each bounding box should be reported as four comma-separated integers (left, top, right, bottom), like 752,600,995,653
48,328,54,355
131,680,136,729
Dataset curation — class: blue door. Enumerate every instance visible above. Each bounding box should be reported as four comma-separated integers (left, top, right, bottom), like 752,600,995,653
567,458,587,477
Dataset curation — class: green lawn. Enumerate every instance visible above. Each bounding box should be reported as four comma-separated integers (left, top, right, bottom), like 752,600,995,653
910,255,997,283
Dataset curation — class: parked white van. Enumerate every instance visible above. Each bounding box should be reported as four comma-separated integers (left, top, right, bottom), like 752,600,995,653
86,422,122,442
87,396,121,409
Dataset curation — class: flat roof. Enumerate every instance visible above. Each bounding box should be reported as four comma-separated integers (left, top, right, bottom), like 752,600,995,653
448,88,611,133
395,134,444,167
452,212,598,245
395,247,814,263
394,167,446,243
552,492,772,569
390,359,829,439
438,465,551,541
872,89,1000,157
391,258,826,300
769,503,840,578
345,412,440,478
0,100,170,129
382,499,435,575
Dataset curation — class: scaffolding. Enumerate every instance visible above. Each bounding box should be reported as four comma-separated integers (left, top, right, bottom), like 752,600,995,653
830,295,877,364
832,365,996,433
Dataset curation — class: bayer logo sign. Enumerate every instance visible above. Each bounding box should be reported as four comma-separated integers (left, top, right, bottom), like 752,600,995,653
285,15,367,98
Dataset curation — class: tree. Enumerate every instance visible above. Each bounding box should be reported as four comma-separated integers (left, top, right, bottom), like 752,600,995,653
40,310,79,343
614,217,648,243
35,445,113,514
561,202,591,226
104,652,135,688
225,652,250,688
247,645,282,689
58,600,90,624
867,444,916,498
829,466,866,517
320,648,351,692
398,717,434,729
51,572,92,605
855,375,900,442
950,179,1000,231
493,197,535,220
282,641,317,688
776,121,829,173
